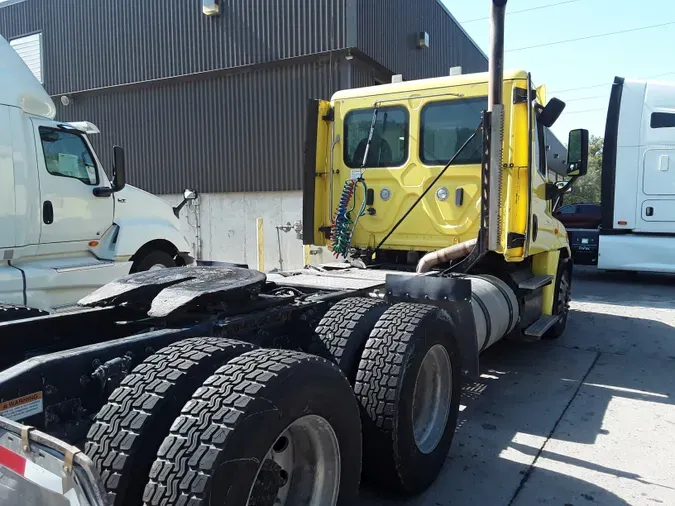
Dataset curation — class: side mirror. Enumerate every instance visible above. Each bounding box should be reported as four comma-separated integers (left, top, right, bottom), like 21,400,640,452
112,145,126,192
173,188,199,218
538,97,566,128
566,129,589,176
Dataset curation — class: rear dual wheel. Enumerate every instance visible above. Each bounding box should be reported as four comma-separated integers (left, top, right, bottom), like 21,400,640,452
314,298,462,495
356,303,462,494
85,337,257,506
143,349,362,506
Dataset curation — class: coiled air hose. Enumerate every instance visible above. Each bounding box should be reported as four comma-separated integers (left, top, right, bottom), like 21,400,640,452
329,178,368,259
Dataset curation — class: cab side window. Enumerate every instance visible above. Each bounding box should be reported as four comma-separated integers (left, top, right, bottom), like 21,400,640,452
39,128,99,185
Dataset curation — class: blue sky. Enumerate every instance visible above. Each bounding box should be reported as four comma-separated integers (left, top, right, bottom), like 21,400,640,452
443,0,675,141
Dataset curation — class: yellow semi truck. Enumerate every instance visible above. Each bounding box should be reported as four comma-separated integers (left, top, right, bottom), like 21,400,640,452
303,70,587,340
0,1,590,505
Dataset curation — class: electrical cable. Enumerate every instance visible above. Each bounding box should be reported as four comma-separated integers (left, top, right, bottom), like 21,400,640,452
461,0,583,23
564,95,607,102
507,21,675,52
329,178,369,258
550,72,675,94
563,108,607,115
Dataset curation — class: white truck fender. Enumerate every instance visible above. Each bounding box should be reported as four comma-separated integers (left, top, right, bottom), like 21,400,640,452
113,218,194,266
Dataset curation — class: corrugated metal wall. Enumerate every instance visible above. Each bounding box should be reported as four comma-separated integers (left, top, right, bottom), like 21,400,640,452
55,58,341,194
351,65,377,89
9,32,42,82
356,0,487,80
0,0,349,96
0,0,488,194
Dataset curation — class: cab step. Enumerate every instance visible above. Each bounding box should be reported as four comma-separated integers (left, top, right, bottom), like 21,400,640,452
524,314,561,338
518,275,554,291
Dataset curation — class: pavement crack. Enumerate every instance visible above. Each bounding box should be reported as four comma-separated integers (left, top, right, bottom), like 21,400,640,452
507,351,602,506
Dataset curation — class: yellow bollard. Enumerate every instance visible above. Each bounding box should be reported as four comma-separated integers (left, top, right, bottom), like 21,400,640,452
256,217,264,272
304,244,311,267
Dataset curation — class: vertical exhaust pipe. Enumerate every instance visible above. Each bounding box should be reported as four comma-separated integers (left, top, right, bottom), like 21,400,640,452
417,0,509,273
488,0,508,111
486,0,507,251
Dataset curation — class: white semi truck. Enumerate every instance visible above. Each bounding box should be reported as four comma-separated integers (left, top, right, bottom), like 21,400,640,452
0,35,196,311
571,76,675,273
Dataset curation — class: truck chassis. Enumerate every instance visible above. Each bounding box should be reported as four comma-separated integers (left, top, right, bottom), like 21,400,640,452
0,259,552,505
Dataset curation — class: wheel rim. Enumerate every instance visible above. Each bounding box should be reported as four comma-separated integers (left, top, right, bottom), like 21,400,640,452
411,344,453,455
246,415,341,506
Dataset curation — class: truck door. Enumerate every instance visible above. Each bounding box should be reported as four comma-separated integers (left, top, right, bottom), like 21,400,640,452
302,99,336,247
639,92,675,232
31,119,113,245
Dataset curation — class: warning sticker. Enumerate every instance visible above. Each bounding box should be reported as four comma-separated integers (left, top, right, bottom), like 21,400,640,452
0,392,43,421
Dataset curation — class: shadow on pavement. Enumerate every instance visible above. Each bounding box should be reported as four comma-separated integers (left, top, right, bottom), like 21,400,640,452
359,270,675,505
572,266,675,309
358,336,647,505
561,306,675,362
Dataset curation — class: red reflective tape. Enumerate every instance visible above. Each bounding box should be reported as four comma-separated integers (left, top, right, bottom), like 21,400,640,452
0,445,27,476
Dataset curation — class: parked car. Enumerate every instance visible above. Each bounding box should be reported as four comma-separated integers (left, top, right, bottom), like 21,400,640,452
555,203,602,229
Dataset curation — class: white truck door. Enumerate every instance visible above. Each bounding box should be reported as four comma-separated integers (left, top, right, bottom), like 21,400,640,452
31,119,113,244
638,82,675,233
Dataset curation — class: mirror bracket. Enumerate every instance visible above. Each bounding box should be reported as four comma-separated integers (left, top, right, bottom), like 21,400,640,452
538,98,566,128
173,188,199,218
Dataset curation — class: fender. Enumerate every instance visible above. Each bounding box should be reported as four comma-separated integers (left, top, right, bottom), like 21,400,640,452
384,274,480,379
112,218,193,262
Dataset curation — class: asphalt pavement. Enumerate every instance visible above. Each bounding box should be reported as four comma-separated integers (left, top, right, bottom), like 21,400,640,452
362,266,675,506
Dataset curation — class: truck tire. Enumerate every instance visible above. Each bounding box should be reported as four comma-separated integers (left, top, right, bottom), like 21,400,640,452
354,302,462,495
143,349,362,506
85,337,256,506
311,297,388,383
543,259,572,340
0,303,49,323
131,250,175,273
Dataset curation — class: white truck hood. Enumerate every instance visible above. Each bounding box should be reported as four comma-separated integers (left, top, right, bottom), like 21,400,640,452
113,185,181,227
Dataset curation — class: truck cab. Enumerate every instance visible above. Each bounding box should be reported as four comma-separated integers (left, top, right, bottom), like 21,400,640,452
304,70,579,267
0,35,194,311
303,69,589,340
598,76,675,273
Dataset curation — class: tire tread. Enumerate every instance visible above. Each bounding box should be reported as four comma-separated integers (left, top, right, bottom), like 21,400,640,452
143,349,351,506
313,297,388,381
85,337,255,506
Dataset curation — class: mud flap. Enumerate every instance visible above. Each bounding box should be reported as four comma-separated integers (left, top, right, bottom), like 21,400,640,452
384,274,479,379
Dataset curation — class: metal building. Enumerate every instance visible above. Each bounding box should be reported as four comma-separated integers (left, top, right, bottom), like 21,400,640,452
0,0,487,268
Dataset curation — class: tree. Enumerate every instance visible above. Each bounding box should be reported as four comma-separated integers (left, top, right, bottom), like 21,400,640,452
566,135,603,204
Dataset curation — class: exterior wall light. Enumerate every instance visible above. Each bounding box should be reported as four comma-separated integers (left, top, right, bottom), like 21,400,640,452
417,31,430,49
203,0,220,16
